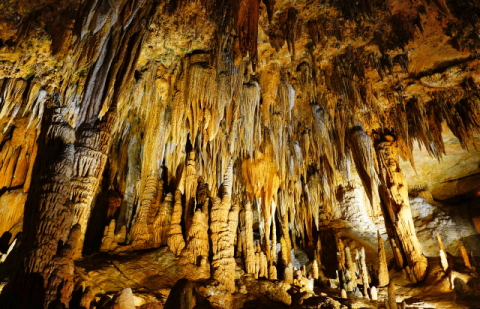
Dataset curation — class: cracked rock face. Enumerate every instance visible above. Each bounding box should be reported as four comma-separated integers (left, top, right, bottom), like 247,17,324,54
1,0,480,308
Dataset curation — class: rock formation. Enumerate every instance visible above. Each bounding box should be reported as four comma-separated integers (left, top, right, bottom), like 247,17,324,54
378,230,389,287
240,201,255,275
388,281,398,309
164,278,193,309
375,134,428,282
437,232,449,272
167,190,186,256
1,0,480,308
210,160,239,292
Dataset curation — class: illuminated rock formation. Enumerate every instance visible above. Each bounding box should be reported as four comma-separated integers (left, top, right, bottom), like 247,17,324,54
167,190,186,256
437,232,449,273
240,201,256,274
378,230,389,287
1,1,480,308
375,134,428,282
211,160,238,292
388,281,398,309
153,192,174,248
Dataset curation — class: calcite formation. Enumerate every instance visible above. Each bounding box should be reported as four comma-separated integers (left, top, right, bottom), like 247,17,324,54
375,134,428,282
167,190,186,256
1,0,480,308
378,230,389,287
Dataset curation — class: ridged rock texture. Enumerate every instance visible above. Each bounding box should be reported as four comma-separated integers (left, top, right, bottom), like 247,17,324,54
1,0,480,308
375,134,428,282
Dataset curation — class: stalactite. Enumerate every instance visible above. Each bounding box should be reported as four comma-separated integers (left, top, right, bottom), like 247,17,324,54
378,230,389,287
167,190,186,255
348,124,379,212
375,134,428,282
232,0,260,68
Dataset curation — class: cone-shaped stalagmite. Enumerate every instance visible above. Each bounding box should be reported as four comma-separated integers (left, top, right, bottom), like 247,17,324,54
378,230,389,287
388,281,398,309
184,151,198,230
183,206,209,265
167,190,186,255
437,232,449,272
211,160,239,292
360,247,369,296
131,173,160,250
375,134,428,282
459,244,474,270
345,247,356,292
72,106,118,257
153,192,174,248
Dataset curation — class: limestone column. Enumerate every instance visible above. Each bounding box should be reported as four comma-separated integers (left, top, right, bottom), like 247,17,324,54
0,105,76,308
375,134,428,282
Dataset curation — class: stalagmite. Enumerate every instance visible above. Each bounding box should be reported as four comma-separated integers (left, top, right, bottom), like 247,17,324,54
284,263,294,284
312,260,319,280
0,104,76,308
375,134,428,282
459,244,473,270
378,230,389,287
341,289,347,299
72,106,118,257
100,219,118,252
345,247,356,292
164,278,193,309
184,152,198,230
437,232,449,272
360,248,369,296
337,238,346,271
79,287,94,309
167,190,186,255
370,286,378,301
391,240,405,269
43,224,81,308
153,193,174,248
260,251,267,278
388,281,398,309
183,207,209,265
211,160,239,292
131,173,159,250
269,261,277,280
240,201,256,274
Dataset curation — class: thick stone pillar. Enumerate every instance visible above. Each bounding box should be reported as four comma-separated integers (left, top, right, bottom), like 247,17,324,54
375,134,428,282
